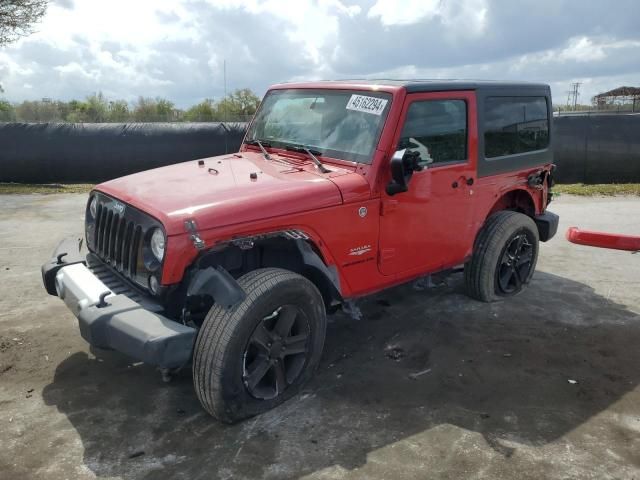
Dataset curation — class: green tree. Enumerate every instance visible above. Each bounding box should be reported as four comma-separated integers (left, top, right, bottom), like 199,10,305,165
132,97,155,121
108,99,129,122
0,99,16,121
184,98,216,122
217,88,260,120
15,99,60,122
133,96,175,121
84,92,109,122
0,0,48,46
0,0,45,95
46,94,109,123
54,100,72,121
155,98,175,121
4,88,261,123
64,99,86,123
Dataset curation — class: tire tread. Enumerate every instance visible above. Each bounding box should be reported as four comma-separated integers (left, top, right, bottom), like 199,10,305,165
193,268,324,422
464,211,539,302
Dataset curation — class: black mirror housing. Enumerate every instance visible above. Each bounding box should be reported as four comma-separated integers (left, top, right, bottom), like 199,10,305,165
386,149,423,196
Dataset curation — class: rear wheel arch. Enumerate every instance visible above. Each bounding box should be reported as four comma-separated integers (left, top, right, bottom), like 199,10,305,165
472,188,538,251
486,188,537,219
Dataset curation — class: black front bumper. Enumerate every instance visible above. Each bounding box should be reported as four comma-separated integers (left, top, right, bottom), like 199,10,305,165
42,238,196,369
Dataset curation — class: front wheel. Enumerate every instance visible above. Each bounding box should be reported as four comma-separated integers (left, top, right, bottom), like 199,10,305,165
465,211,540,302
193,268,326,423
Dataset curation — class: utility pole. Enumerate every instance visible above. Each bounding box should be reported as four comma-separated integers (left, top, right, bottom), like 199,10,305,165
568,82,581,111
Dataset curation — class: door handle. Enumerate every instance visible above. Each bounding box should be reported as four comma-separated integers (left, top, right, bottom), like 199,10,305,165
453,177,473,189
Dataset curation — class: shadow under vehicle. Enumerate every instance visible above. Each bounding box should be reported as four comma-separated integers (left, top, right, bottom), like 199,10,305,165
40,271,640,479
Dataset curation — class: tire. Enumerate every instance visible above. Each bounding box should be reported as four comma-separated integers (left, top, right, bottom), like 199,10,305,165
464,211,539,302
193,268,326,423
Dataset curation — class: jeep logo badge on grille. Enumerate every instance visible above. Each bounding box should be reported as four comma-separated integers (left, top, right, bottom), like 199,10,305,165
112,201,125,214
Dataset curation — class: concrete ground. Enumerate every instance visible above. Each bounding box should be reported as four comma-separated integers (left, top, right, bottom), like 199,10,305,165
0,193,639,480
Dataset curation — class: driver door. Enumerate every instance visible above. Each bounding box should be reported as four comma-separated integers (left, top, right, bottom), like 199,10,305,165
378,91,478,276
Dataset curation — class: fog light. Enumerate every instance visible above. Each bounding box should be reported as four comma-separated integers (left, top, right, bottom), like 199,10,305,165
149,275,160,295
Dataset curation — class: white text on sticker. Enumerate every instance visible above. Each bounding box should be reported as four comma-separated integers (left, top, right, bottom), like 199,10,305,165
346,95,388,116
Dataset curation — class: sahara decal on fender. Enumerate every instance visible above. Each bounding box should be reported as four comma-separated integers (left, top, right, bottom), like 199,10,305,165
348,245,372,256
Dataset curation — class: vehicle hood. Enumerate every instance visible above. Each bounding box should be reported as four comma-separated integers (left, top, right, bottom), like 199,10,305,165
96,152,350,235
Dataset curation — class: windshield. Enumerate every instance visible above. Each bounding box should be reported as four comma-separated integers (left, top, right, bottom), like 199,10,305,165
246,89,392,164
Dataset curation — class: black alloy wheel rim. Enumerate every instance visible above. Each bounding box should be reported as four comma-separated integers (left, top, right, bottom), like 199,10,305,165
242,305,310,400
497,231,534,294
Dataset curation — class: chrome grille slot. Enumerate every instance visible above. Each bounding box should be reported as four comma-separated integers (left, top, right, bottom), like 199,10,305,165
128,225,142,278
114,215,126,267
107,210,116,262
121,222,134,272
103,210,113,258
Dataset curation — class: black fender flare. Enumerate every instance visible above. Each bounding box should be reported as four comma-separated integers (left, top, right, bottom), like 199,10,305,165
293,239,342,303
185,234,342,310
186,266,246,310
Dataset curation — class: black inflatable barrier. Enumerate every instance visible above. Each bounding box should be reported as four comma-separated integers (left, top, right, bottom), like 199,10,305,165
552,115,588,184
552,113,640,184
0,115,638,184
0,122,247,183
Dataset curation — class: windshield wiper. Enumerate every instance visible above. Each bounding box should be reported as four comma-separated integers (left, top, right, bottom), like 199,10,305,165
244,138,272,160
284,144,331,174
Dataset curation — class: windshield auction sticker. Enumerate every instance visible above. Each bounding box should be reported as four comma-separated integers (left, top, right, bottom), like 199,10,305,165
346,94,388,115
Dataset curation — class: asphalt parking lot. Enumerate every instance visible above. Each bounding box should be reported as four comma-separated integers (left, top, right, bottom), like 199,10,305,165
1,193,639,480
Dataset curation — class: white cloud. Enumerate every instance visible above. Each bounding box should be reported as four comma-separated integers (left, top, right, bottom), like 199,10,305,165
560,37,607,63
367,0,441,26
54,62,96,79
367,0,487,36
0,0,638,107
201,0,361,65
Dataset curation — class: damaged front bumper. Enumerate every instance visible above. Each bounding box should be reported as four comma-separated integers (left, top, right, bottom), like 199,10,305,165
41,237,196,369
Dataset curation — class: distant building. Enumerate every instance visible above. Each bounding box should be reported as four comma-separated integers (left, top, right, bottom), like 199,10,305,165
593,86,640,111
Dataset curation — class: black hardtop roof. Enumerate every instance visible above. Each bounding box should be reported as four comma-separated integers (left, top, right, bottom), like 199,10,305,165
304,79,550,93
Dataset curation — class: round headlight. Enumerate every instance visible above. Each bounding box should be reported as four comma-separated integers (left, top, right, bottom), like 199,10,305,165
89,196,97,219
150,228,165,261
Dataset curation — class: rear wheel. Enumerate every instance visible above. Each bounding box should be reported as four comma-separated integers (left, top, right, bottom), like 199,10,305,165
465,211,539,302
193,268,326,423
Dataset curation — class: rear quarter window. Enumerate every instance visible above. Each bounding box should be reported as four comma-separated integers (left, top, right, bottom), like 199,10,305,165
484,97,549,158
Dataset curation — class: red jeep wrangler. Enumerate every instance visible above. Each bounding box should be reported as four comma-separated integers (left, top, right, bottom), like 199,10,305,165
42,80,558,422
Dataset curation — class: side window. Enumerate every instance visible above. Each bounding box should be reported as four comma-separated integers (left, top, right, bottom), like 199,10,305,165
398,100,467,166
484,97,549,158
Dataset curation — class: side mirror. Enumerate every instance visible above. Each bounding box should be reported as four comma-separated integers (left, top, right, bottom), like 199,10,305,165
386,149,426,196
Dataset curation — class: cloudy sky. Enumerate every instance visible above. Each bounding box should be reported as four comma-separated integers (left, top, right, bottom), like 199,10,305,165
1,0,639,107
